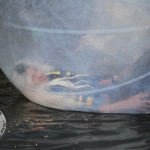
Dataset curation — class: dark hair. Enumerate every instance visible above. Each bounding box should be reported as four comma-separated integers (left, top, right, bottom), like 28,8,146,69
15,63,29,74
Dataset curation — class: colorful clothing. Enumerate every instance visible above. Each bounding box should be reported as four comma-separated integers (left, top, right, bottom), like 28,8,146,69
46,70,107,108
46,70,101,91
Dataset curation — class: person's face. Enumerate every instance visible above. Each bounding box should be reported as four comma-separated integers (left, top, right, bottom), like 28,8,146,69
27,67,48,85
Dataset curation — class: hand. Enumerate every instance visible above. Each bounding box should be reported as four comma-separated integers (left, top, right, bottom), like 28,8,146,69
125,93,150,113
100,93,150,113
100,76,118,87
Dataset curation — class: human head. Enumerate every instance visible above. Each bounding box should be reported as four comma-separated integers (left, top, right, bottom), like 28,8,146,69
15,63,48,85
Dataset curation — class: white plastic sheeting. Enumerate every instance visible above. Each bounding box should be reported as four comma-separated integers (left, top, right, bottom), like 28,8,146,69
1,0,150,113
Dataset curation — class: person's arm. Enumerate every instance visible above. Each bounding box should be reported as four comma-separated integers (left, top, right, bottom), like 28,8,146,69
100,76,118,87
100,93,150,113
100,64,133,87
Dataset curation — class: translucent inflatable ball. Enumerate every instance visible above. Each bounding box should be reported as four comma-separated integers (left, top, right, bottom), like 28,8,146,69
1,0,150,114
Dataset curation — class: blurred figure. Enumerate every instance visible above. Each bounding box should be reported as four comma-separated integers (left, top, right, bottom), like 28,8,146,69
14,54,150,114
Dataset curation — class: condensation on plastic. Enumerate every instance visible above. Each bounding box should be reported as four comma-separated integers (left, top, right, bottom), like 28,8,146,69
1,0,150,113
